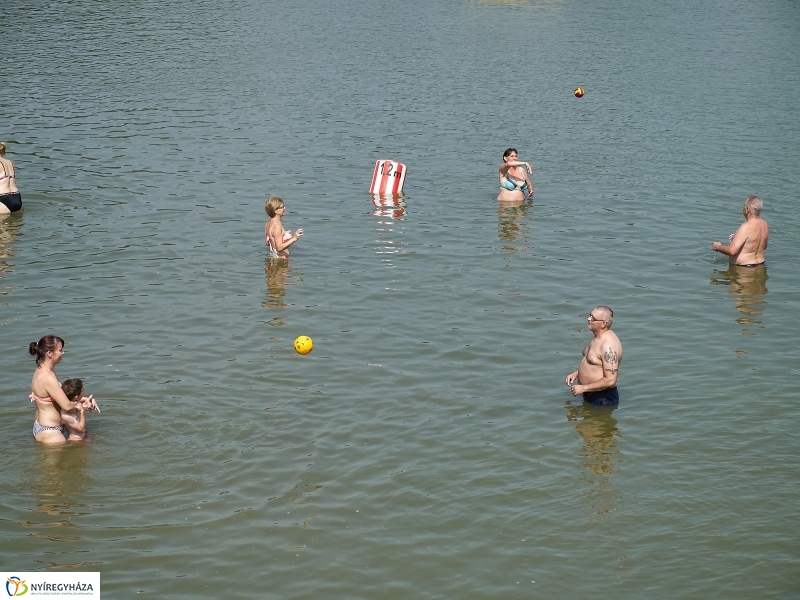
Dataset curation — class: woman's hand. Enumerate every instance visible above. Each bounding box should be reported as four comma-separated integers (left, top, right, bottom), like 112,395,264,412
295,229,304,238
525,163,532,173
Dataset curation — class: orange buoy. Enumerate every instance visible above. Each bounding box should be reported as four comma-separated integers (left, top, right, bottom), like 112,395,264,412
574,87,585,98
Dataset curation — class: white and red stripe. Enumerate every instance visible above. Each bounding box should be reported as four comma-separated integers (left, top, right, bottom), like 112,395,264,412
369,160,407,195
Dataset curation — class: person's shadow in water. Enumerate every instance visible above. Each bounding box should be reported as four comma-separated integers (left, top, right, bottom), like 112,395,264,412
565,401,621,519
709,264,768,335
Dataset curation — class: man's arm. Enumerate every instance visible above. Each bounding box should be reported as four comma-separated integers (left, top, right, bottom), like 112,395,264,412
574,344,620,393
712,224,747,256
565,370,579,386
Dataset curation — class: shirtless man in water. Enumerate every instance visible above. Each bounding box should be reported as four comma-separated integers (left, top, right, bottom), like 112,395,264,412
565,306,623,406
711,196,769,266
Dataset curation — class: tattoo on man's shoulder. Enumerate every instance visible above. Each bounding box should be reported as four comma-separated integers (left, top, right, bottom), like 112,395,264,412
604,348,618,365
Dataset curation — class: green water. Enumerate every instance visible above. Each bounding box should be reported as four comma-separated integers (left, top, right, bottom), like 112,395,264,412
2,0,798,597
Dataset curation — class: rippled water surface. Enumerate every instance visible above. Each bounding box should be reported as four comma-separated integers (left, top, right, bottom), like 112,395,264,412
2,0,799,597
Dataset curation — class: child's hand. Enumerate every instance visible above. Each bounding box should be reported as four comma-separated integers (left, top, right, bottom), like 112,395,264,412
81,395,99,413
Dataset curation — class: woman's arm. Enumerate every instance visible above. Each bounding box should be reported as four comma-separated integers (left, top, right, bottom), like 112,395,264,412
499,161,532,177
43,376,80,412
524,171,534,195
270,223,303,252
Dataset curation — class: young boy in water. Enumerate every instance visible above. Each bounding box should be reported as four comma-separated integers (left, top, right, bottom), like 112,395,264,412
60,378,99,442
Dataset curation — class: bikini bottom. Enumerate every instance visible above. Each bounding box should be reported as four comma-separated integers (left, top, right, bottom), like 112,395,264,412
33,420,68,439
0,192,22,213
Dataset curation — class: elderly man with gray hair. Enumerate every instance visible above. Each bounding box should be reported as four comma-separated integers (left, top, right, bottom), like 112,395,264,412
565,306,623,406
711,196,769,266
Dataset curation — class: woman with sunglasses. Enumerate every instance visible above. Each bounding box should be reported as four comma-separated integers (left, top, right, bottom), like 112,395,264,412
497,148,534,202
265,196,303,258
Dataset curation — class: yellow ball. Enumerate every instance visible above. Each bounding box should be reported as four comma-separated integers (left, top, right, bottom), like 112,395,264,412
294,336,313,355
574,87,585,98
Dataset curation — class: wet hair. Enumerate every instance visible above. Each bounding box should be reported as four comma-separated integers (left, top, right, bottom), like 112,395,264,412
502,148,518,161
28,335,65,366
265,196,285,218
744,195,763,216
0,142,6,157
595,306,614,327
62,378,84,401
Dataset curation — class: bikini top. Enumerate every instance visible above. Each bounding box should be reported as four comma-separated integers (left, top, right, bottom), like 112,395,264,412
30,393,53,403
505,172,527,190
0,161,14,181
267,226,292,254
504,165,528,189
30,366,58,402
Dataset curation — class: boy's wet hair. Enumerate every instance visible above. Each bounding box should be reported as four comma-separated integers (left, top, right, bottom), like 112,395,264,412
62,378,84,401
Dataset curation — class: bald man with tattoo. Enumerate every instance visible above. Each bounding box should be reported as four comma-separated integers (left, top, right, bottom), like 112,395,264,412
565,306,623,406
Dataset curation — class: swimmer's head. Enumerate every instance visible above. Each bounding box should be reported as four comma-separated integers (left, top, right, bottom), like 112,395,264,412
62,378,84,402
744,195,763,216
265,196,285,218
0,142,6,157
503,148,519,162
29,335,65,366
594,306,613,327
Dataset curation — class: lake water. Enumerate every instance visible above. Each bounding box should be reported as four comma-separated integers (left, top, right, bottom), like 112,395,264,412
2,0,799,597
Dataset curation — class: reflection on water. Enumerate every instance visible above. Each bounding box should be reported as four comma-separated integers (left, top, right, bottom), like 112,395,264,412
566,401,620,519
471,0,563,4
25,445,91,538
370,194,406,268
0,214,21,325
709,264,768,336
497,199,531,252
0,213,22,275
263,257,303,312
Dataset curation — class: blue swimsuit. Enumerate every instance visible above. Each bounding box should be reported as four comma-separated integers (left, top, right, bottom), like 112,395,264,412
500,172,528,194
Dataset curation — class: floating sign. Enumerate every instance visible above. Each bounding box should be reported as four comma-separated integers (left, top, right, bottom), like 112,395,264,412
369,160,407,195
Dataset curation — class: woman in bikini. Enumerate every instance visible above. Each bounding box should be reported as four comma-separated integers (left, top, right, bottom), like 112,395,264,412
0,142,22,214
265,196,303,258
29,336,95,444
497,148,534,202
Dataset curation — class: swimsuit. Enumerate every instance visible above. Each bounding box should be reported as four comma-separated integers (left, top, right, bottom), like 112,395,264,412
500,172,529,194
0,161,21,212
30,369,66,438
33,420,68,439
738,263,765,268
583,387,619,406
0,160,15,182
266,227,292,258
29,393,53,402
0,193,21,213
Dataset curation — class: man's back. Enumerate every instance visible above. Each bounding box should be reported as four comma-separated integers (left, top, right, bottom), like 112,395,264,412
730,217,768,265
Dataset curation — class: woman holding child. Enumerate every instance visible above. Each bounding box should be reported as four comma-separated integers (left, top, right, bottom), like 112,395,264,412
29,335,96,444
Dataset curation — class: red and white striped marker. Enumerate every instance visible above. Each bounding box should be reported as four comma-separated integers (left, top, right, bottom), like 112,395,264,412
369,160,407,195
